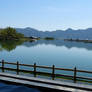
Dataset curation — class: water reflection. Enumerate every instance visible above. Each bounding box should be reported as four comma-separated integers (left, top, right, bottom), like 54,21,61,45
23,40,92,51
0,40,92,52
0,40,24,51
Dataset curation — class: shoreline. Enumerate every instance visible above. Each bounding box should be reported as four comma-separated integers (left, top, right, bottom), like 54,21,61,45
64,39,92,43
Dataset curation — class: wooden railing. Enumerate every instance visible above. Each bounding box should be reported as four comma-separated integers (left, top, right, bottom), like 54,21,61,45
0,60,92,83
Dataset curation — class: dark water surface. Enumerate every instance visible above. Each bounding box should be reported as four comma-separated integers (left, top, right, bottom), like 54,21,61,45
0,82,40,92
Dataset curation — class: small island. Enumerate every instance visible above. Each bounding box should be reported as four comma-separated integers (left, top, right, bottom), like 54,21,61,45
44,37,54,40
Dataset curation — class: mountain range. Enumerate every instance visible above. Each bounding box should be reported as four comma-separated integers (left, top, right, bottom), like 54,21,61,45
16,27,92,40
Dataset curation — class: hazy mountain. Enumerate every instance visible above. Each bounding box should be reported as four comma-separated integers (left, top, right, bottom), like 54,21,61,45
16,27,92,40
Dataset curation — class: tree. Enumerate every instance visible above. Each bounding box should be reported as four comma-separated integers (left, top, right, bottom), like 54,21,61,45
0,27,24,40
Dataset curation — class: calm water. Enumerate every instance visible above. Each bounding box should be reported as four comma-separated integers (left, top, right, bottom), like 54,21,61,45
0,39,92,71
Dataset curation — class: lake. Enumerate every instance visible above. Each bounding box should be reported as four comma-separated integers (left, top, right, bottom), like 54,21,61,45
0,39,92,79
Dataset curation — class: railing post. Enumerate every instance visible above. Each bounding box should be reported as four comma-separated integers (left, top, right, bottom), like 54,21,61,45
34,63,36,77
16,61,19,75
2,60,4,72
74,67,77,83
52,65,55,80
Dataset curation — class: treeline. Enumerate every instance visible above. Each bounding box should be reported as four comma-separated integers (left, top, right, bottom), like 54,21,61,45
0,27,24,40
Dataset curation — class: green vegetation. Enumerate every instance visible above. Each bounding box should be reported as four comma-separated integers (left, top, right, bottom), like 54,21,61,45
0,27,24,40
44,37,54,40
0,40,24,51
0,27,40,51
0,27,38,42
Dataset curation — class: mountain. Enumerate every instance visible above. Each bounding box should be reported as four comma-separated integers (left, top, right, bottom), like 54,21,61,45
16,27,92,40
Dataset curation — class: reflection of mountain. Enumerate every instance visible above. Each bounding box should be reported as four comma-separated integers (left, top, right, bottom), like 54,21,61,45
23,40,92,50
16,27,92,40
0,40,24,51
0,40,92,51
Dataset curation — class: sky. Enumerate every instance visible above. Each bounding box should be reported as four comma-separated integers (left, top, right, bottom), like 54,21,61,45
0,0,92,31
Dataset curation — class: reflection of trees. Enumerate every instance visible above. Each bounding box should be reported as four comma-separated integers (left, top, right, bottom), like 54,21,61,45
0,48,3,51
0,39,92,51
0,40,24,51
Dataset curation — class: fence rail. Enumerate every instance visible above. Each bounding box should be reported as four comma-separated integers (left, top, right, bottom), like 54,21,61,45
0,60,92,83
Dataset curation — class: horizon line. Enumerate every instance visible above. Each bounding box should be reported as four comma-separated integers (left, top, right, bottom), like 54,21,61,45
1,26,92,32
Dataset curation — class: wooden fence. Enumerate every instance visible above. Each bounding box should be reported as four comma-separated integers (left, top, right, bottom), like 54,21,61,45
0,60,92,83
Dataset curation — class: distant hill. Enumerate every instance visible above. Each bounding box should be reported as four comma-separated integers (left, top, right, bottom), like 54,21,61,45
16,27,92,40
